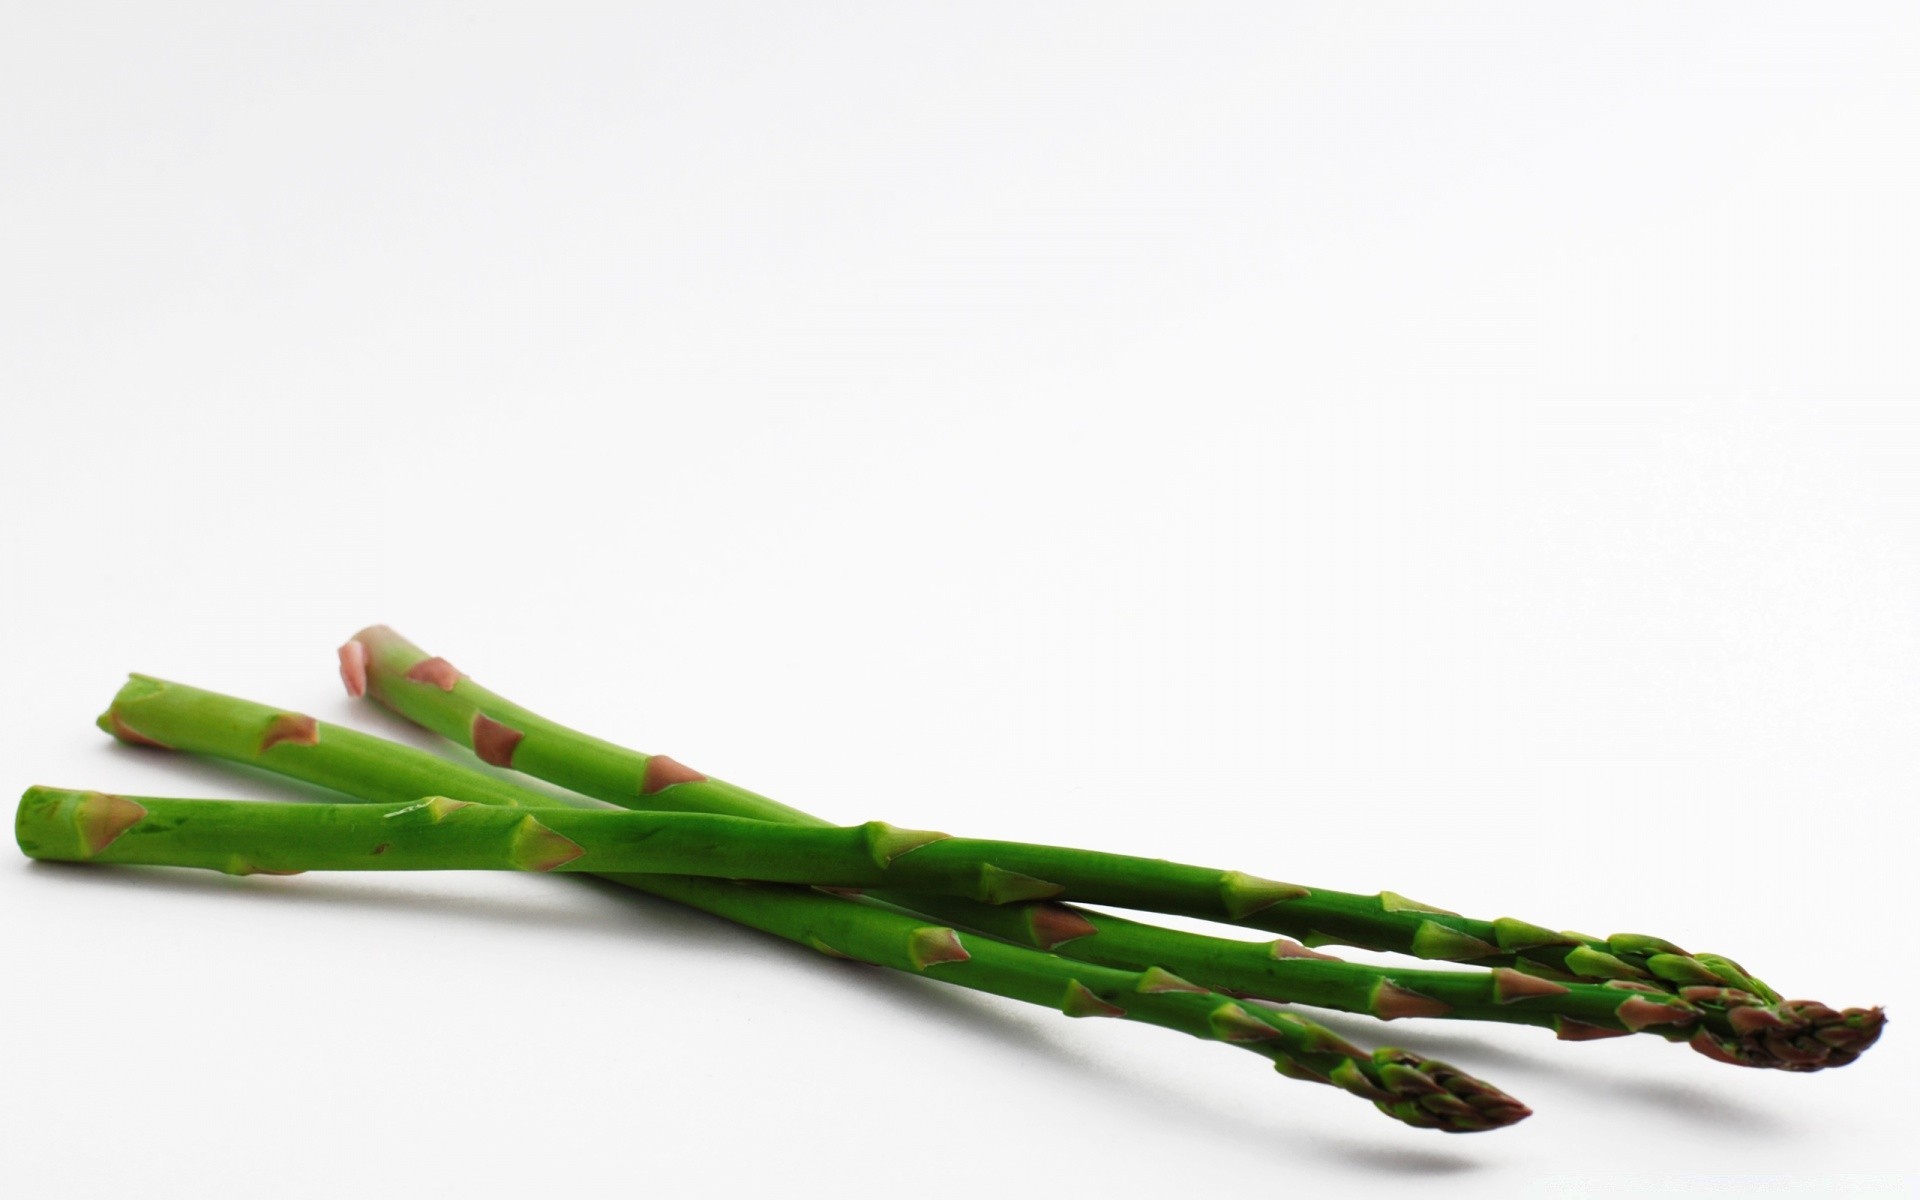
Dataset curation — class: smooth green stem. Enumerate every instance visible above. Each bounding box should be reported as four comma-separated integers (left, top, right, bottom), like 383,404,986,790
91,676,1531,1132
342,627,1885,1072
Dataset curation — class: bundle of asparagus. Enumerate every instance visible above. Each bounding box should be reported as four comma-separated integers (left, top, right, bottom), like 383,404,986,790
15,627,1885,1135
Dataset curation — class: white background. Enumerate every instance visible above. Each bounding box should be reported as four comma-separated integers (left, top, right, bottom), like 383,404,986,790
3,4,1915,1197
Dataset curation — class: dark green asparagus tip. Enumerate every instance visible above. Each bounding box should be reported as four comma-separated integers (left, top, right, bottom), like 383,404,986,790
1367,1050,1532,1132
1685,991,1887,1071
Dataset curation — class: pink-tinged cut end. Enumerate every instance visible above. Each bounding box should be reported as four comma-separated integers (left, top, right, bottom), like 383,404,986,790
76,793,147,855
1555,1018,1632,1042
1492,967,1572,1004
405,657,462,692
471,713,524,767
260,713,320,751
1372,982,1453,1021
1028,903,1098,950
906,926,971,971
106,712,170,749
337,640,369,698
640,755,707,794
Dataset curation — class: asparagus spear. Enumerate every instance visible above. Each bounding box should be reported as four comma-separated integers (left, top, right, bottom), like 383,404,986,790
89,677,1529,1132
0,784,1722,1047
29,780,1864,1062
341,626,1885,1072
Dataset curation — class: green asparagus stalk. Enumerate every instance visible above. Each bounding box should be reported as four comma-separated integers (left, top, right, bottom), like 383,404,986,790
3,785,1735,1048
28,781,1863,1064
341,625,1886,1072
90,677,1530,1132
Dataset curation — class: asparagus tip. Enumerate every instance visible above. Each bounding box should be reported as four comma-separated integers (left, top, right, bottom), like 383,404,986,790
1373,1051,1533,1132
1709,1000,1887,1071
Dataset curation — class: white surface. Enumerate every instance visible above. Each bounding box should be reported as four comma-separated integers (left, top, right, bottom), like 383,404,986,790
3,4,1915,1197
